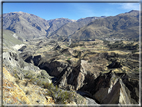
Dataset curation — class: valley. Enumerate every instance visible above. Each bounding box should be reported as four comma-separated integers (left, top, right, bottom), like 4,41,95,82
1,10,141,106
18,37,139,104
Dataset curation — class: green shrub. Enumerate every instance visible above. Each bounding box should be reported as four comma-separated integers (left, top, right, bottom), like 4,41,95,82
43,82,51,89
25,73,33,79
12,69,20,79
88,60,92,63
13,72,20,79
55,91,74,104
103,40,110,45
43,84,75,104
67,58,71,60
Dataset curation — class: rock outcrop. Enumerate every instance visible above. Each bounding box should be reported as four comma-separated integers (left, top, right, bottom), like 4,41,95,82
11,38,139,105
92,71,139,104
3,67,55,105
3,51,52,85
3,67,31,104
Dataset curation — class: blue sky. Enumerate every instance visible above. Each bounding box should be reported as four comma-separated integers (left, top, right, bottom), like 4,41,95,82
3,2,140,20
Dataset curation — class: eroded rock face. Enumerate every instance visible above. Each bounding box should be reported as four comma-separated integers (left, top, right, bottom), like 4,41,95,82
19,50,139,104
17,40,139,105
53,65,139,105
3,51,52,84
92,71,139,104
50,60,100,91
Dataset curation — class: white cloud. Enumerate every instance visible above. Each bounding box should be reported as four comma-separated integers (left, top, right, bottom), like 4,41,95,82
109,3,140,10
119,3,140,10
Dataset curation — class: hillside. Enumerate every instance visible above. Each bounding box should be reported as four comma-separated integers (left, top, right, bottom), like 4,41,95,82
48,16,105,39
2,12,50,39
46,18,74,36
71,10,139,41
2,30,24,52
1,12,75,40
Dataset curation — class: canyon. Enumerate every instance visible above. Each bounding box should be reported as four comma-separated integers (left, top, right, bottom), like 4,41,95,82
1,10,141,106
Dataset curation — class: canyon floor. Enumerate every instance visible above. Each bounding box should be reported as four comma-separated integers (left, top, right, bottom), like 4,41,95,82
2,37,140,106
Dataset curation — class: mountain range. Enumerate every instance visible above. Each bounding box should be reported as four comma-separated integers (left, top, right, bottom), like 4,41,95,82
2,10,140,105
2,12,50,39
71,10,139,41
1,10,139,41
48,16,105,39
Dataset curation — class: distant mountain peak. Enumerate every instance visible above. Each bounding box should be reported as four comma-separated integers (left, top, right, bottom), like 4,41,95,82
2,12,50,39
71,19,76,22
128,10,139,13
101,16,106,18
13,11,26,14
19,11,23,13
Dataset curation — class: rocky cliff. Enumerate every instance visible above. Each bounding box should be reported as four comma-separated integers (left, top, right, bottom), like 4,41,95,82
17,39,139,105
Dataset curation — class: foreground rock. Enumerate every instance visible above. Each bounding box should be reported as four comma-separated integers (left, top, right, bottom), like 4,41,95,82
93,71,139,104
3,50,89,105
3,67,31,104
3,67,55,105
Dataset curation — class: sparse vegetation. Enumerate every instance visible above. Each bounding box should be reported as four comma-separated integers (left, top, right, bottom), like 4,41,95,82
67,58,71,60
56,91,74,104
25,73,34,79
3,30,23,46
46,88,75,104
88,60,92,63
12,67,77,104
107,41,139,51
15,78,20,84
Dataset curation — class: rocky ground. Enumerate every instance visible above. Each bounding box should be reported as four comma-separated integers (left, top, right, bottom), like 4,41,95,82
2,46,88,106
2,37,140,106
